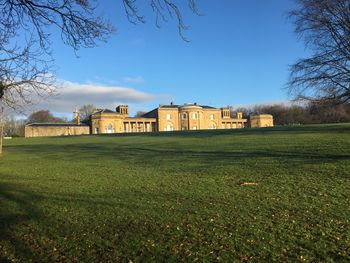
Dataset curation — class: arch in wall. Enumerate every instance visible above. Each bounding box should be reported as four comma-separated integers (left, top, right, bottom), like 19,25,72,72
105,123,115,133
164,122,174,131
209,122,217,129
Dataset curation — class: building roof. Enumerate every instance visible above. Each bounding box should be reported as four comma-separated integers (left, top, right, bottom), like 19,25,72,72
93,109,116,114
91,103,222,120
142,108,158,118
141,103,220,118
250,114,273,118
26,123,89,127
159,104,179,108
201,105,217,109
124,117,157,121
159,103,218,109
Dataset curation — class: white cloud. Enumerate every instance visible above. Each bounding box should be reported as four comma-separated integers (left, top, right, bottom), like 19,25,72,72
30,81,166,114
123,76,145,84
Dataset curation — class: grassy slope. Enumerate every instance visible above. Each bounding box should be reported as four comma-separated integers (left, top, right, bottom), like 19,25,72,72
0,124,349,262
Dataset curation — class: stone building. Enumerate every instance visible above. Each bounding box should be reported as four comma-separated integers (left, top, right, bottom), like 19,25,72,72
91,105,157,134
91,103,247,134
250,114,274,128
25,108,89,138
24,102,274,137
25,123,90,137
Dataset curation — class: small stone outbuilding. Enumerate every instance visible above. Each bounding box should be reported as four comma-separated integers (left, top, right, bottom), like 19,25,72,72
25,123,90,138
250,114,274,128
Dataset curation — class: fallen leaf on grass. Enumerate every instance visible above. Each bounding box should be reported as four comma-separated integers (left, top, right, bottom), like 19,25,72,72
239,182,258,186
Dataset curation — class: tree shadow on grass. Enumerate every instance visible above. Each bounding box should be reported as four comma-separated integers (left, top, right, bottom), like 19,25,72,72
0,182,45,262
0,177,272,262
0,180,236,262
99,123,350,138
1,175,349,261
43,123,349,141
9,142,350,167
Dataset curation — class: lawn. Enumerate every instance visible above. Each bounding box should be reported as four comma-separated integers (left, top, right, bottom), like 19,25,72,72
0,124,349,262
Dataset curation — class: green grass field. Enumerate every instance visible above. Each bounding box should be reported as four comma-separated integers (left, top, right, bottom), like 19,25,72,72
0,124,349,262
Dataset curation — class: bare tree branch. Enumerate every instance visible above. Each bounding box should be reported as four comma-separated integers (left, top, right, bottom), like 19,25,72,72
0,0,197,156
0,0,198,111
288,0,350,105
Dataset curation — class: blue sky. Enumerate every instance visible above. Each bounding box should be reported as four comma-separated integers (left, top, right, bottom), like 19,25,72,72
38,0,307,117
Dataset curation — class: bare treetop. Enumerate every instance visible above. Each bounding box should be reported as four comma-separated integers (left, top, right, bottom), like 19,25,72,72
288,0,350,104
0,0,114,52
122,0,199,41
1,0,198,52
0,0,198,110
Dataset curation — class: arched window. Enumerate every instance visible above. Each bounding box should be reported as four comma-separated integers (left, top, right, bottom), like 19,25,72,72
209,123,216,130
182,113,187,120
105,124,114,133
192,113,198,120
164,124,173,131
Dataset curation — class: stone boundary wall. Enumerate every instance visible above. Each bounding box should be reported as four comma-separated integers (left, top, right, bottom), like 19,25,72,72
25,125,90,138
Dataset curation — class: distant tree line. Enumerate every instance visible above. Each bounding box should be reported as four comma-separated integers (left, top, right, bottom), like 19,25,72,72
4,100,350,137
3,110,67,137
4,105,96,137
2,116,26,137
232,101,350,126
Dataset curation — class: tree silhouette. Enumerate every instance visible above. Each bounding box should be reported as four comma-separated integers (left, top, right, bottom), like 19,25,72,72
288,0,350,104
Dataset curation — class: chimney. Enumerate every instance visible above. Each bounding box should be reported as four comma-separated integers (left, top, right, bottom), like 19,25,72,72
76,113,81,124
116,105,129,116
74,107,81,124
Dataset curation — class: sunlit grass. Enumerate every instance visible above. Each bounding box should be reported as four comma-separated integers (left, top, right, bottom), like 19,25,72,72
0,124,349,262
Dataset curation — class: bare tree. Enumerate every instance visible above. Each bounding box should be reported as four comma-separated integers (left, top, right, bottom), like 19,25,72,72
0,106,4,156
288,0,350,104
0,0,198,109
79,104,96,122
0,0,197,155
2,114,26,137
122,0,199,41
27,110,66,124
0,40,54,110
134,111,147,117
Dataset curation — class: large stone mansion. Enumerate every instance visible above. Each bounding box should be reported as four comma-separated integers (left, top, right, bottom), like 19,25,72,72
92,103,247,134
25,103,273,137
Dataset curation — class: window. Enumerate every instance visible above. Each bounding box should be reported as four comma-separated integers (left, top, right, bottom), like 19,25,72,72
192,126,197,130
209,124,216,130
210,114,214,120
105,124,114,134
182,113,187,120
181,127,187,131
192,113,197,120
166,114,171,120
165,124,173,131
95,128,99,134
